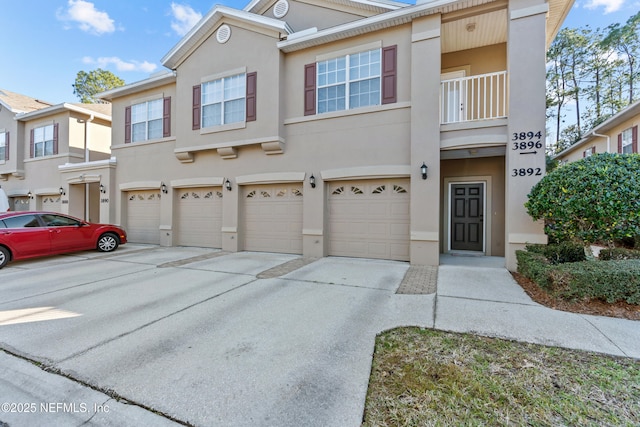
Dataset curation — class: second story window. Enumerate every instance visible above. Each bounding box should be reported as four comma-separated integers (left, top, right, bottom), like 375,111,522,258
304,45,396,116
0,132,7,161
132,99,163,142
317,49,381,113
202,73,246,127
30,124,58,158
621,128,634,154
124,97,171,144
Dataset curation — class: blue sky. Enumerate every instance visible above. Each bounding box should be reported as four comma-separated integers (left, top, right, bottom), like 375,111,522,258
1,0,638,105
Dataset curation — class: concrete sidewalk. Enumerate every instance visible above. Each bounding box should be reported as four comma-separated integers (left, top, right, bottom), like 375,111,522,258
435,254,640,359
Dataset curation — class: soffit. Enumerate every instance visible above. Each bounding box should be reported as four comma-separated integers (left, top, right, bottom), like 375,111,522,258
441,8,507,53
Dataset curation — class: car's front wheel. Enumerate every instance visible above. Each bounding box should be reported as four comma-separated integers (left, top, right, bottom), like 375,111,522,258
97,233,119,252
0,246,10,269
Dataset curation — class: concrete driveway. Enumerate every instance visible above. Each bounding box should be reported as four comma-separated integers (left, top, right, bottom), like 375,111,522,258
0,245,434,426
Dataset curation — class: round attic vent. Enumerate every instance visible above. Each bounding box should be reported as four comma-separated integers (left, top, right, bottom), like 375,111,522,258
273,0,289,18
216,24,231,44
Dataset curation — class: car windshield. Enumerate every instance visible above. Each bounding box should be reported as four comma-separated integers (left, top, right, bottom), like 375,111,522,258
2,215,41,228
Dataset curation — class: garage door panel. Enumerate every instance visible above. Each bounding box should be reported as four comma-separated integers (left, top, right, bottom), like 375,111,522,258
243,184,303,255
42,196,62,213
177,188,222,248
127,190,161,244
328,179,409,261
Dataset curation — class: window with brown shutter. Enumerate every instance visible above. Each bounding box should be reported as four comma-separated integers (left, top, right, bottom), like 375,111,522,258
192,85,201,130
53,123,58,155
30,129,34,158
633,125,638,153
4,132,8,161
304,63,316,116
382,45,397,105
124,106,132,143
163,97,171,137
246,72,257,122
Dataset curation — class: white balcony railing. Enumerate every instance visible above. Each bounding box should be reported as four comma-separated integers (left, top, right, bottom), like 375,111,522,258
440,71,507,124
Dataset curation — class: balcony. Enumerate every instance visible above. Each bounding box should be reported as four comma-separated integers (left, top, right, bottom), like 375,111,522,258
440,71,507,125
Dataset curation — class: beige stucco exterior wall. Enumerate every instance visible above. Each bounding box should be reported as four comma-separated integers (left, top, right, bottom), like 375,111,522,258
0,107,24,178
263,0,370,31
442,43,507,75
504,0,548,270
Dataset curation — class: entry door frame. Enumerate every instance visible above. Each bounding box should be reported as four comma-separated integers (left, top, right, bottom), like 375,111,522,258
443,176,491,254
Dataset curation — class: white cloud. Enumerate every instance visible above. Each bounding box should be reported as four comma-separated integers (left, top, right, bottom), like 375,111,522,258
58,0,116,35
83,56,157,73
170,3,202,36
583,0,625,14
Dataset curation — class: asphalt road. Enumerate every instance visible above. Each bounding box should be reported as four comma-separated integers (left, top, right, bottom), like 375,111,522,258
0,245,432,426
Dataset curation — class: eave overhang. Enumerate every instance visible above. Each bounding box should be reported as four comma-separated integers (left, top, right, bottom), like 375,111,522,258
97,72,177,102
15,103,111,122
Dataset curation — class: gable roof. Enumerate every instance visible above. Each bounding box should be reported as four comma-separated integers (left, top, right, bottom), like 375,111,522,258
15,103,111,123
554,100,640,158
98,71,176,101
162,5,294,70
0,89,52,114
244,0,408,15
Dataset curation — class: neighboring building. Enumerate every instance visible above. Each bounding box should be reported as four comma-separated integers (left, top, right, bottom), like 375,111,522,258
555,100,640,163
0,89,112,222
98,0,573,271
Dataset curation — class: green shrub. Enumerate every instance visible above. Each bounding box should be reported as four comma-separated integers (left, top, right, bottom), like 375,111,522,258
525,153,640,245
599,247,640,261
517,248,640,304
545,241,586,264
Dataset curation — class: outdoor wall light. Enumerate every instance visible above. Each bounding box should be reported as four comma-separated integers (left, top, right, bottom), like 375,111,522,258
225,179,232,191
27,191,33,199
99,184,106,194
59,186,66,196
420,162,428,180
161,182,168,194
309,174,316,188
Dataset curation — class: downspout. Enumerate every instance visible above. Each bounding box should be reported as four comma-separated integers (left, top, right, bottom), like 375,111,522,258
592,131,610,153
85,114,94,220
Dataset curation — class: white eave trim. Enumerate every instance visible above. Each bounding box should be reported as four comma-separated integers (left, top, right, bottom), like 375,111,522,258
244,0,407,14
162,5,293,69
98,72,177,101
277,0,489,52
15,103,111,122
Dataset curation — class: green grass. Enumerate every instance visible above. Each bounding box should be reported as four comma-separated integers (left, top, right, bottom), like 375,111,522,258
363,328,640,426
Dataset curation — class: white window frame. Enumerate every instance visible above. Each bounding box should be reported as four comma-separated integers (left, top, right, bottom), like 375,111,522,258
0,132,6,162
584,147,594,157
33,125,54,158
622,128,633,154
131,99,163,142
201,73,246,128
316,48,381,114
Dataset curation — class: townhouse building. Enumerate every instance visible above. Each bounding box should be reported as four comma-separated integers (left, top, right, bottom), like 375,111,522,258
0,88,112,222
555,100,640,162
98,0,573,271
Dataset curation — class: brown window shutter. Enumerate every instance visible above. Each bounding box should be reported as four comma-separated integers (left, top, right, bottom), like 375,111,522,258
592,146,596,154
53,123,59,155
583,150,586,158
246,72,257,122
192,85,201,130
4,132,8,161
163,97,171,137
30,129,34,158
381,45,397,105
124,106,132,143
304,63,316,116
618,133,622,153
633,126,638,153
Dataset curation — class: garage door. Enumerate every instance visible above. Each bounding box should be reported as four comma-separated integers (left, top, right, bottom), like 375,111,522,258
176,188,222,248
12,197,30,212
328,179,410,261
41,195,61,213
243,184,303,254
127,190,161,244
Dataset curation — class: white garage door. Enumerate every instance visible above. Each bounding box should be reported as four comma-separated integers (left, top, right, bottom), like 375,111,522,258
177,188,223,248
12,197,30,212
328,179,410,261
243,184,303,254
41,195,61,213
127,190,161,244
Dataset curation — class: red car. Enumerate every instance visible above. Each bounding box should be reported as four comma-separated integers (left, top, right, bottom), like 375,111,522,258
0,211,127,269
